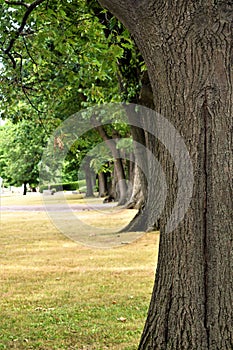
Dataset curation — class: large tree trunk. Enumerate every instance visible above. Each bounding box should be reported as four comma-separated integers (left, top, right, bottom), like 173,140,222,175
99,1,232,349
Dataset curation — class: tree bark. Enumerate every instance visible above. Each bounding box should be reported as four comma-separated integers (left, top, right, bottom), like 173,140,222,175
113,159,128,205
92,122,128,205
98,171,108,197
125,161,145,209
124,71,153,212
83,157,94,197
23,182,27,195
99,1,232,349
124,125,148,210
125,71,155,219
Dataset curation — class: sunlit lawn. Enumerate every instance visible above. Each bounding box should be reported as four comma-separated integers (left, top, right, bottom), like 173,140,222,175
0,192,159,349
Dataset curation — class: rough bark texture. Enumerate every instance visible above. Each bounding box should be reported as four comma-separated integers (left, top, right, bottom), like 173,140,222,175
99,1,232,349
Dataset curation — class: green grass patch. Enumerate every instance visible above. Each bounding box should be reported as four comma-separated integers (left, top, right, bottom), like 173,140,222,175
0,193,159,349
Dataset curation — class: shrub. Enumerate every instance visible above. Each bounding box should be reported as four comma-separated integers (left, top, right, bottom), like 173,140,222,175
39,181,84,193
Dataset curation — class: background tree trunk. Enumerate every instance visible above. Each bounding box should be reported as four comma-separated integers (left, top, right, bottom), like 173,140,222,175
124,71,153,213
125,162,145,209
23,182,27,195
93,122,128,205
99,1,232,349
84,157,94,197
114,158,128,205
98,171,108,197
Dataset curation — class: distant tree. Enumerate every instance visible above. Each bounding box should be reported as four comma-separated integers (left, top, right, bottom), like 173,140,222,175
0,120,47,194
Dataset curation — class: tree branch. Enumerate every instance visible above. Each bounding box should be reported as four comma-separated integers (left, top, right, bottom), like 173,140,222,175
22,36,37,65
21,85,51,135
5,1,30,8
22,85,45,115
91,115,123,160
4,0,46,64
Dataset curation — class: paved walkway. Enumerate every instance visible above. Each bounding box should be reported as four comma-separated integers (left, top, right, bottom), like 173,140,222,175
0,203,116,212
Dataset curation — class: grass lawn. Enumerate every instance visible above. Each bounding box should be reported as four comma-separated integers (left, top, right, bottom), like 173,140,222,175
0,193,159,349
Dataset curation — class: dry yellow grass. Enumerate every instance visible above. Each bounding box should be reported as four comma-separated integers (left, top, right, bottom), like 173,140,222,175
0,193,159,349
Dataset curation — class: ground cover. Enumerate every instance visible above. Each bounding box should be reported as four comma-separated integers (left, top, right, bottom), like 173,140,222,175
0,193,159,349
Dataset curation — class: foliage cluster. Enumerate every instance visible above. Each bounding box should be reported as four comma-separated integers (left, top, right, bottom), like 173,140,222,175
0,120,47,187
0,0,144,190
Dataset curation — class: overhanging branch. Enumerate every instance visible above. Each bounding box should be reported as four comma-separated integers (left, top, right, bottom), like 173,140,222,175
5,1,30,8
4,0,46,66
